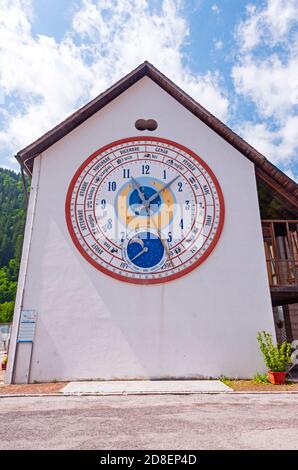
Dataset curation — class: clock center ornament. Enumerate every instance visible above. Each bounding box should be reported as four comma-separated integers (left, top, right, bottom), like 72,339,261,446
65,137,224,284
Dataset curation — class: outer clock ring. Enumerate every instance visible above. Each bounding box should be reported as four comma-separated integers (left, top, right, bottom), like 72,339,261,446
65,136,225,284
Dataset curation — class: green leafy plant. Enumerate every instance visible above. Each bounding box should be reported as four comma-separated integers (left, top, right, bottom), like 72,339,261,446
1,355,8,365
253,373,269,384
257,331,292,372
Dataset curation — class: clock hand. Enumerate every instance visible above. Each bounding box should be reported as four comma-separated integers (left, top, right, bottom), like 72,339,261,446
145,175,180,206
145,206,174,269
130,246,149,262
130,176,147,205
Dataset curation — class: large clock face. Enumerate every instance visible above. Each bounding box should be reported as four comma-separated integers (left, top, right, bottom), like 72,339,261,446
65,137,224,284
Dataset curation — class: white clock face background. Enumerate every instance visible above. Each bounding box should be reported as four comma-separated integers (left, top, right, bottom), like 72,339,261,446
66,137,224,284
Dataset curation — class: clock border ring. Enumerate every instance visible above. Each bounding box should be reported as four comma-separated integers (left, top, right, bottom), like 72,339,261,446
65,136,225,285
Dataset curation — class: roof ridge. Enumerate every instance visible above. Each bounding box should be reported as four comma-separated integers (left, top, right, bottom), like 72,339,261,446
15,61,297,210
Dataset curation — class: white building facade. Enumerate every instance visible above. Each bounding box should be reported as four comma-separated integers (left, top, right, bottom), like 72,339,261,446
7,62,291,384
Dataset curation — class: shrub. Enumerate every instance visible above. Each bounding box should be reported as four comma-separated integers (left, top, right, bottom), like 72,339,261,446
257,331,292,372
1,355,8,365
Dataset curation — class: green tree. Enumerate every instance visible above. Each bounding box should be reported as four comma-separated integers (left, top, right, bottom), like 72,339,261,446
0,301,15,323
0,168,28,322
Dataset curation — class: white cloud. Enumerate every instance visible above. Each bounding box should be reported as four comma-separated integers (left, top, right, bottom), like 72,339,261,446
71,0,229,118
237,117,298,165
236,0,298,51
214,39,224,50
0,0,94,166
211,4,220,14
284,168,298,182
233,0,298,168
232,53,298,118
0,0,229,168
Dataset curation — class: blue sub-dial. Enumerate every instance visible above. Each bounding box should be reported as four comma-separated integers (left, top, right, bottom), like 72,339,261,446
124,231,165,270
129,185,161,216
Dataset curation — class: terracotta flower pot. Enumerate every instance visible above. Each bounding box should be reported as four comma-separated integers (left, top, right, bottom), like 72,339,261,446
268,371,286,385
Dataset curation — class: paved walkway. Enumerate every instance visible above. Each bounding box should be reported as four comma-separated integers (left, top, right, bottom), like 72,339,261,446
1,393,298,449
62,380,231,395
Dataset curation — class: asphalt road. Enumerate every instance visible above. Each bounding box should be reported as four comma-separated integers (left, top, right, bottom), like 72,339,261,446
0,393,298,450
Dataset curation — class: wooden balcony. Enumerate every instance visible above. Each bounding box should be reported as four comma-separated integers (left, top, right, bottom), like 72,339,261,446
262,220,298,306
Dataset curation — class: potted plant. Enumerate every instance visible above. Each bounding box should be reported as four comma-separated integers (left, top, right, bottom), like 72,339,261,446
1,355,8,371
257,331,292,385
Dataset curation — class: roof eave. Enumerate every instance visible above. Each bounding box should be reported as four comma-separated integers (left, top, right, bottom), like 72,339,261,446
14,61,298,210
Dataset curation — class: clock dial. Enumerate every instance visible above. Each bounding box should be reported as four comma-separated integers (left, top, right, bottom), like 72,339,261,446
65,137,224,284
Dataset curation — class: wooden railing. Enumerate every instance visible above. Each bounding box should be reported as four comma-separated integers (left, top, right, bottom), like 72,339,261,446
265,258,298,286
262,220,298,287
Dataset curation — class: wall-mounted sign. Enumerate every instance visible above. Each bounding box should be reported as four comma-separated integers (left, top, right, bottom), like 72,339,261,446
17,310,37,343
66,137,224,284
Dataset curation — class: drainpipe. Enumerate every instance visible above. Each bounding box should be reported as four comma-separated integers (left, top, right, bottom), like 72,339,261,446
20,165,29,209
5,155,41,384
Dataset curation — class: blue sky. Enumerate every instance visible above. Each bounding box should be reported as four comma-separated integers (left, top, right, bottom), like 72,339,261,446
0,0,297,180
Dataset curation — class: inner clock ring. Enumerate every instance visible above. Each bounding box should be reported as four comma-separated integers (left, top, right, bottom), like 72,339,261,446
89,158,199,253
113,172,179,232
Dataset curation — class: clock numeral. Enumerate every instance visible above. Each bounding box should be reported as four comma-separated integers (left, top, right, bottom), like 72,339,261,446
178,182,183,192
163,170,167,180
162,261,173,270
101,199,106,209
103,218,113,232
167,232,172,243
123,169,130,179
203,184,210,195
108,181,117,191
142,164,150,175
120,262,128,269
179,219,184,230
205,215,213,226
120,232,125,243
184,200,190,210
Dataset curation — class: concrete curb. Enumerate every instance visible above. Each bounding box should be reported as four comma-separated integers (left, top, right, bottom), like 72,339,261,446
1,390,298,398
0,391,232,398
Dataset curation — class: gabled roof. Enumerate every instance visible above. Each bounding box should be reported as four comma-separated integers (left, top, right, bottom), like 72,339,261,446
15,61,298,211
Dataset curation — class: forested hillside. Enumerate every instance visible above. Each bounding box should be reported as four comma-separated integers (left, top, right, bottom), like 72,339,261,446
0,168,27,322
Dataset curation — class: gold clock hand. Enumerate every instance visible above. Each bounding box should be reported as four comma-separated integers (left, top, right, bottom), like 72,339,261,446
145,175,180,205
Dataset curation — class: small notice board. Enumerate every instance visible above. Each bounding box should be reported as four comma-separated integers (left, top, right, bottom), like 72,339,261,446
17,310,37,343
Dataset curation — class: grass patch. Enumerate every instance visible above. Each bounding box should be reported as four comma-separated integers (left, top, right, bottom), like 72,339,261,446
219,375,232,386
253,373,269,384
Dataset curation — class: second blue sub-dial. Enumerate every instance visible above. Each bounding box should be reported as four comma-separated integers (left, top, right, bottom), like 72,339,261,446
122,229,167,272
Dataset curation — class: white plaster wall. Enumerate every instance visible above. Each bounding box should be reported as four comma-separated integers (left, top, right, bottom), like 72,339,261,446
11,77,275,381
